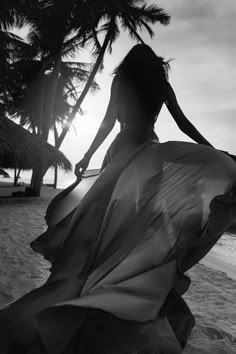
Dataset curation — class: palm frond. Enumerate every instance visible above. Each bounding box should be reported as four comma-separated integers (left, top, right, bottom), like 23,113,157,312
62,33,85,59
130,4,171,26
0,0,39,30
117,1,170,42
120,16,144,43
138,20,154,37
101,18,120,53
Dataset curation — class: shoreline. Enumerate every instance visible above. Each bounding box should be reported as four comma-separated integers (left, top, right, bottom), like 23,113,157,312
201,250,236,282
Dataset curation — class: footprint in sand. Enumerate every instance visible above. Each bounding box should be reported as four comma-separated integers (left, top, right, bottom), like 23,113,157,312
201,325,236,344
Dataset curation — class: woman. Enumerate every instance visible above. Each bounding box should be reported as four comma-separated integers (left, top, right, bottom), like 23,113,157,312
0,44,236,354
75,44,212,176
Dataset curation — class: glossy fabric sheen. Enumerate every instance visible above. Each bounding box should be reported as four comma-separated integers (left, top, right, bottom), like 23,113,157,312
47,143,235,315
1,139,236,354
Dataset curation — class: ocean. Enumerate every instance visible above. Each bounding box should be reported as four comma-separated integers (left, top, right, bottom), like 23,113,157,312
0,169,79,189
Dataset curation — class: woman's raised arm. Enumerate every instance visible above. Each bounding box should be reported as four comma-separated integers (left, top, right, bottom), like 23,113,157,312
165,83,213,147
74,77,119,177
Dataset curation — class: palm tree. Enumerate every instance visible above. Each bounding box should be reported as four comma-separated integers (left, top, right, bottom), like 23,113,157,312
1,0,100,194
10,0,170,148
56,0,170,148
5,51,98,190
1,0,170,194
22,0,103,142
8,59,98,132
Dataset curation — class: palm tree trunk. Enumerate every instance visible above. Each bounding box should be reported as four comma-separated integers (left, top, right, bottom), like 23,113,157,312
13,167,21,186
42,56,61,141
30,57,61,195
55,23,113,149
53,164,58,189
16,168,21,185
14,167,17,186
30,166,44,196
38,78,44,136
53,123,59,189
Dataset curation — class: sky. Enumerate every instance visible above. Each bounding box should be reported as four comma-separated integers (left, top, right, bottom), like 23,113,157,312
15,0,236,184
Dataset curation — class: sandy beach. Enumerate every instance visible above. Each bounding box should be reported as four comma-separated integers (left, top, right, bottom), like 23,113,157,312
0,187,235,353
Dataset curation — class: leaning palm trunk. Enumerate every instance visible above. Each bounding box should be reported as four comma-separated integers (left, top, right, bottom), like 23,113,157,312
38,77,45,136
30,57,62,194
42,56,61,141
55,24,113,149
13,167,21,186
53,164,58,189
53,124,59,189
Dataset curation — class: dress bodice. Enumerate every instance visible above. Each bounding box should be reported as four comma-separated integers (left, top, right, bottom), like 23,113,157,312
115,73,165,132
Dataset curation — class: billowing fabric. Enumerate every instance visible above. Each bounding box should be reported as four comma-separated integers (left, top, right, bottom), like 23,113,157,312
0,132,236,354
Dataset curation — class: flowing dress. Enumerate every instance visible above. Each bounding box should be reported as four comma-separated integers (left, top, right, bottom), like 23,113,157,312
0,129,236,354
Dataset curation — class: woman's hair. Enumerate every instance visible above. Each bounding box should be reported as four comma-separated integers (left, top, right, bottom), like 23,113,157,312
114,44,170,126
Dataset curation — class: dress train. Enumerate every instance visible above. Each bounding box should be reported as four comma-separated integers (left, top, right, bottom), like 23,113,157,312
0,135,236,354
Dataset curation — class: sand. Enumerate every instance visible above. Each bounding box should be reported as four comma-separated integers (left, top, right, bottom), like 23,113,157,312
0,187,235,353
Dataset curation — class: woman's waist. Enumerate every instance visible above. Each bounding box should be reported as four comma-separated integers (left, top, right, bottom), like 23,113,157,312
119,124,159,143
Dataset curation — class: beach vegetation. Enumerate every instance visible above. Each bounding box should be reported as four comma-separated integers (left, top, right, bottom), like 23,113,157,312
0,0,170,195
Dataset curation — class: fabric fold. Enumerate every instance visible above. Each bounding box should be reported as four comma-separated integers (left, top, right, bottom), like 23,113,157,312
1,137,236,354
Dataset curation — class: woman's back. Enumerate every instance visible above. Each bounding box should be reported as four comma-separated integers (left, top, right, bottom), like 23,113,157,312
114,44,169,131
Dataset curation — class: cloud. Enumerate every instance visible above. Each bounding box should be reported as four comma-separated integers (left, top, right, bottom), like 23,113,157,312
150,0,236,57
73,0,236,158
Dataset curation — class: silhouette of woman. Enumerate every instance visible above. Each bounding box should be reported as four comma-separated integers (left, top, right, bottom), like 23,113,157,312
75,44,213,176
0,44,236,354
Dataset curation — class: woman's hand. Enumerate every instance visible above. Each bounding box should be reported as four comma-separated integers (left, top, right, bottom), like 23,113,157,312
74,155,90,178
